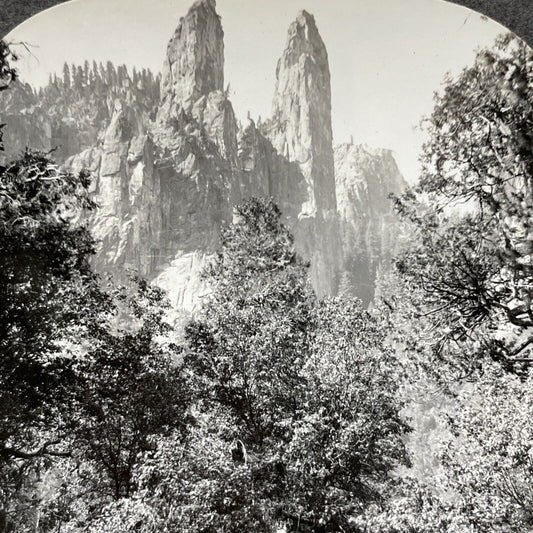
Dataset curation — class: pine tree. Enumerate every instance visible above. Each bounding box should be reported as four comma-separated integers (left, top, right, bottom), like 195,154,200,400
62,62,71,89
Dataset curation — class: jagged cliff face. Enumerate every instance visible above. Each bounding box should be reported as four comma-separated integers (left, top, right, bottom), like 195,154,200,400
0,64,160,164
155,2,343,300
0,0,407,311
335,143,408,303
61,0,236,317
266,11,342,296
237,118,308,221
159,0,224,112
269,11,337,215
66,100,161,279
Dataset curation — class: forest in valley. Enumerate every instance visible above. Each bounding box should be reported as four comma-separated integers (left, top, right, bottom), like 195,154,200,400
1,32,533,532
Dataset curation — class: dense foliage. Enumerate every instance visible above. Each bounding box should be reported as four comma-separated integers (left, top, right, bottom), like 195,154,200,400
352,366,533,533
437,368,533,531
75,198,408,533
0,151,188,531
185,198,315,447
0,40,16,93
0,164,408,531
0,150,101,530
368,32,533,533
0,151,101,460
163,199,406,532
4,28,533,533
71,278,189,502
394,34,533,377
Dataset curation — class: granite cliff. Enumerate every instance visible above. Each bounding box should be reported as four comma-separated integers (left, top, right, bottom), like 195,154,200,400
335,142,408,303
0,0,406,310
267,11,342,297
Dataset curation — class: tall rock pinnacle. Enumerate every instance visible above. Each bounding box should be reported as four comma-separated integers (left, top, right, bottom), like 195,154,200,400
264,11,341,297
160,0,224,110
270,10,337,215
0,0,408,311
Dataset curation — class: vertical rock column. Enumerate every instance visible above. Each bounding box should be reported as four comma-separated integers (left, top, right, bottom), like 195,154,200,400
158,0,224,117
268,11,342,296
151,0,239,319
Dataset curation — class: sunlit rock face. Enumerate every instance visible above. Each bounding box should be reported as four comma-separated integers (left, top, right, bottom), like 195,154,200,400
0,0,408,312
66,99,162,278
159,0,224,113
265,11,343,297
153,3,345,301
270,10,337,215
60,0,239,316
334,142,408,303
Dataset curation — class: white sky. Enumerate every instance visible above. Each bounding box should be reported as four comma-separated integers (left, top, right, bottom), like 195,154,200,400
5,0,508,183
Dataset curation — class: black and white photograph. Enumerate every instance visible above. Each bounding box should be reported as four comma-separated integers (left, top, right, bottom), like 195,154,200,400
1,0,533,530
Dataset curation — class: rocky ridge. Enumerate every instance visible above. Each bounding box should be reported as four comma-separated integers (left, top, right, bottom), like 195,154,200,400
0,0,407,311
1,63,160,164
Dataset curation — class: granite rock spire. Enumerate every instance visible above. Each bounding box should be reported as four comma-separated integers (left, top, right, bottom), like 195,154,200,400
270,10,337,215
266,10,342,296
159,0,224,111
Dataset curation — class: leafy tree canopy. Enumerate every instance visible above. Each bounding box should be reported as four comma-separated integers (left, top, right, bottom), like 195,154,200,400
0,150,104,462
0,149,108,530
0,40,16,93
0,39,17,152
179,198,408,532
185,197,315,447
394,34,533,376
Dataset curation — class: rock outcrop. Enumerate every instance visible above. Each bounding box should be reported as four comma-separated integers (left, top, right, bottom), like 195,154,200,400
149,0,239,316
1,0,408,312
264,11,342,296
269,10,337,215
159,0,224,113
0,82,52,161
335,142,408,303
